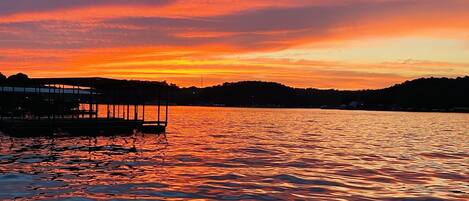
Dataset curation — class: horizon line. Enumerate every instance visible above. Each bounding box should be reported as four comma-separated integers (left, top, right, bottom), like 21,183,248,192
19,75,469,91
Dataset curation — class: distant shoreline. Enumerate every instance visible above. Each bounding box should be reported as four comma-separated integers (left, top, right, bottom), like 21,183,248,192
170,104,469,114
2,74,468,114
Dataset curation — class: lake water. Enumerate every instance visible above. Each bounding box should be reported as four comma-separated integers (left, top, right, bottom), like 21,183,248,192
0,106,468,200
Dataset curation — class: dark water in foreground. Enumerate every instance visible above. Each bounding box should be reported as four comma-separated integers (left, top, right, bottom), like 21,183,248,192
0,106,468,200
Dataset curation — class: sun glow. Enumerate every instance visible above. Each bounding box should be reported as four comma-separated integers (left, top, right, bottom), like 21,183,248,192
1,0,468,89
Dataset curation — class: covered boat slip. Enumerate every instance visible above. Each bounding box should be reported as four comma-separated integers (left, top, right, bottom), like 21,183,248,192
0,80,168,136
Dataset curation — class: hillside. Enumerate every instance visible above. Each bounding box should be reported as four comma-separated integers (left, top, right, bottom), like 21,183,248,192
2,72,468,112
173,77,469,112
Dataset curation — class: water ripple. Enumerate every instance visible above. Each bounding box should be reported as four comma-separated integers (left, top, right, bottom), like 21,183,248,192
0,106,468,200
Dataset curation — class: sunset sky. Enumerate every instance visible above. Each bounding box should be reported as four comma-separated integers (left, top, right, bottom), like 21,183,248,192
1,0,468,89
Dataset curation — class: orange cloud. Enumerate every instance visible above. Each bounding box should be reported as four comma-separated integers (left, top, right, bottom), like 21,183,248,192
0,0,468,89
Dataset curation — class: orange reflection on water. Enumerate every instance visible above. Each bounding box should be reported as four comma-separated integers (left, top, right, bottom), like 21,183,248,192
0,106,468,200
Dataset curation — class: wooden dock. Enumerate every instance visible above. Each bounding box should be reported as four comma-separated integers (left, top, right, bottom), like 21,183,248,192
0,118,166,136
0,81,169,136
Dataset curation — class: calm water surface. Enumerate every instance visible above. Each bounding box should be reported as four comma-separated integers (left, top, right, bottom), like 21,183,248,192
0,106,468,200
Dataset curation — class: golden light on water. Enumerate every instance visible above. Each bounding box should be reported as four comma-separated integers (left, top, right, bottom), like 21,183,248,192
1,106,468,200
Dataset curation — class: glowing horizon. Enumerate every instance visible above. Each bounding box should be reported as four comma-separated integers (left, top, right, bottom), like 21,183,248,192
1,0,468,89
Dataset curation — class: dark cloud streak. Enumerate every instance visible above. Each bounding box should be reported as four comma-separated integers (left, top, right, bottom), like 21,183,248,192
0,0,170,16
0,0,467,50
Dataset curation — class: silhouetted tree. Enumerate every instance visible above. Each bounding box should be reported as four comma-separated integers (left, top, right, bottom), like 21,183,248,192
0,72,6,83
7,73,30,86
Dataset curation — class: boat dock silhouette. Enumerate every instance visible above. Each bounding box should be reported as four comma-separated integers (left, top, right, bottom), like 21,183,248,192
0,79,168,136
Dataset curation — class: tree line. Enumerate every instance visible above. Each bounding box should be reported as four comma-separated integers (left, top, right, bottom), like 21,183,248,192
172,77,469,112
0,72,30,85
2,72,468,112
